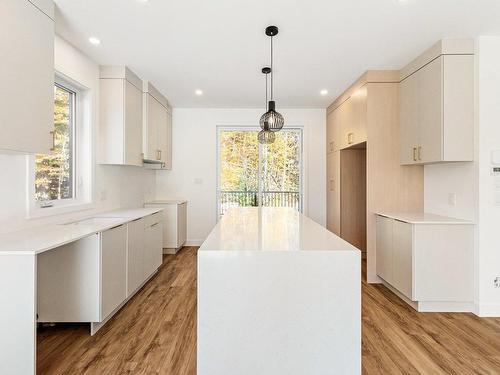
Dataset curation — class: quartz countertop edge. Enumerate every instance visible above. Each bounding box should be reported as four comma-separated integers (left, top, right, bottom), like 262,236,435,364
375,212,474,225
0,207,162,255
145,199,188,205
199,207,360,252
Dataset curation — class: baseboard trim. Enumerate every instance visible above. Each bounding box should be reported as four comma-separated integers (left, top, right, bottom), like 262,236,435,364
185,239,204,246
476,303,500,317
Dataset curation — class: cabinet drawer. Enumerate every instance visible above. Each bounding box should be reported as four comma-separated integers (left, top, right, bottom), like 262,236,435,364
144,212,162,227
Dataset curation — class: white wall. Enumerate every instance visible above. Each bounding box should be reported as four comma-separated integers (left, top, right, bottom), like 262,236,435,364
423,37,500,316
155,108,326,244
476,36,500,316
0,36,155,233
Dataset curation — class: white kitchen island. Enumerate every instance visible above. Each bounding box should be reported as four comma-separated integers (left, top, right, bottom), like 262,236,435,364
198,207,361,375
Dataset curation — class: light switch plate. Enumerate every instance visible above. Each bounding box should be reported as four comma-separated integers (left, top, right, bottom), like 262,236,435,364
492,150,500,165
448,193,457,206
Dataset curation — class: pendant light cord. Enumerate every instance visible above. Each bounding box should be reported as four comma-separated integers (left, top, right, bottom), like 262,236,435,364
265,71,268,110
270,35,274,100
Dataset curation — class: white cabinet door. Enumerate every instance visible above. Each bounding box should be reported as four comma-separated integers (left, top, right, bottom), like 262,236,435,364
124,81,144,166
418,56,443,163
144,221,163,279
0,0,54,154
392,220,413,300
400,73,419,165
144,93,160,161
101,225,127,320
177,203,187,248
157,106,169,165
376,216,393,284
127,219,144,297
161,110,173,169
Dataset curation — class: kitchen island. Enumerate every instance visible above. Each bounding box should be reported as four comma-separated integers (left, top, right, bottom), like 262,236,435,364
197,207,361,375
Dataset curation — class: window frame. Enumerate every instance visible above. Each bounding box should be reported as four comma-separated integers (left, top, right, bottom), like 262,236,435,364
27,73,93,218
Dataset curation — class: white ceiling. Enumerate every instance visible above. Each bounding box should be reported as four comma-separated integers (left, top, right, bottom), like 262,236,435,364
54,0,500,108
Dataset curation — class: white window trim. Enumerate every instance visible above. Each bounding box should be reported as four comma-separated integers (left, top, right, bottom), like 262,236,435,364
26,72,94,219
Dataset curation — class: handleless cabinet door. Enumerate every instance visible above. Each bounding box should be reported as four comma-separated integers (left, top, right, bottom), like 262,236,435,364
144,221,163,279
144,94,161,161
376,216,393,284
101,225,127,320
0,0,54,154
392,220,413,300
418,56,443,163
400,73,419,165
124,81,144,166
127,219,144,297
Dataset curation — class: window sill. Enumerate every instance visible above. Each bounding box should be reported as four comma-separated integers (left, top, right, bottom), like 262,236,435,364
27,202,94,220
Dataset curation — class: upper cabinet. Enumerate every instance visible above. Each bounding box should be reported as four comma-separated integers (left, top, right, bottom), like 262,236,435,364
400,39,474,165
143,81,172,170
99,66,144,167
0,0,54,154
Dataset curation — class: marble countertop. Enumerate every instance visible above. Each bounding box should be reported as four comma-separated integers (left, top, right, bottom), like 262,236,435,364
200,207,360,252
376,212,474,225
0,207,162,255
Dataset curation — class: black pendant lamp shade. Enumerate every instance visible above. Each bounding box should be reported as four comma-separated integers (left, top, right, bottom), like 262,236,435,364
259,25,284,133
258,67,275,144
260,100,284,132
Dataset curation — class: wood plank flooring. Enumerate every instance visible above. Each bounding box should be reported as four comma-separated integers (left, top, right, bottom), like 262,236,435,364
37,247,500,374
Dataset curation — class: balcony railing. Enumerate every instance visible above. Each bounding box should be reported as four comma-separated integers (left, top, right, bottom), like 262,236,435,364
219,190,301,215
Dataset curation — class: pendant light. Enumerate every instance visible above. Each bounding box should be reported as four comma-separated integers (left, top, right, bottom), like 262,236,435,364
258,67,276,144
260,25,284,132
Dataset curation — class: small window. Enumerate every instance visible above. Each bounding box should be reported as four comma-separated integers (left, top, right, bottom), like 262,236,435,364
35,84,76,202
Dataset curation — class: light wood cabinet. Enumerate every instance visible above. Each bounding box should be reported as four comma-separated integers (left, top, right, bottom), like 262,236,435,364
143,81,172,169
99,66,144,166
338,86,368,150
376,214,474,311
400,46,474,165
0,0,54,154
326,152,340,235
326,108,340,153
101,224,127,319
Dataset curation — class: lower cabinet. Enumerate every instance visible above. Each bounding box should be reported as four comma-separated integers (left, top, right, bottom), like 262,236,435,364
101,224,128,319
375,214,474,311
37,213,163,332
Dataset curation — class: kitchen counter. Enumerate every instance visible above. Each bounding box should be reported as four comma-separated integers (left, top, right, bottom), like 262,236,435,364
376,211,474,225
198,207,361,375
0,207,162,255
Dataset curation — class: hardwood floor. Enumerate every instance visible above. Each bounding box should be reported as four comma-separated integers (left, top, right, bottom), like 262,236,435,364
38,247,500,374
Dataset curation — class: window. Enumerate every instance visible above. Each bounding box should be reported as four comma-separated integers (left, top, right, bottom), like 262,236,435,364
217,127,303,216
35,84,75,202
28,74,93,216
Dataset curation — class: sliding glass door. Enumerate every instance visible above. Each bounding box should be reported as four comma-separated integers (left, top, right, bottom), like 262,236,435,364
217,127,303,216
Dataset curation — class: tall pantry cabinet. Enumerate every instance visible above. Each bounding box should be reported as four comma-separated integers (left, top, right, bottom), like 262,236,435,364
326,71,423,279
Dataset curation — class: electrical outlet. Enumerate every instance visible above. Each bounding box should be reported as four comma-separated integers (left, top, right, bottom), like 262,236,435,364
448,193,457,206
494,277,500,288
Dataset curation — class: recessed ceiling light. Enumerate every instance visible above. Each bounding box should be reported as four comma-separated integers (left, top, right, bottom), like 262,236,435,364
195,89,203,96
320,89,328,96
88,37,101,45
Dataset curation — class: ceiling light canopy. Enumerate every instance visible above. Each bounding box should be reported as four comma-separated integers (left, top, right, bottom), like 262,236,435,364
195,89,203,96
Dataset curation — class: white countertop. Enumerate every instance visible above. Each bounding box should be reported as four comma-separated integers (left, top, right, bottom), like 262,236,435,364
200,207,359,252
376,212,474,225
0,207,162,255
145,199,187,205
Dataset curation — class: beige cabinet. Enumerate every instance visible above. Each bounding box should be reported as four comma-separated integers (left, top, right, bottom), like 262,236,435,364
400,52,474,165
99,66,144,166
326,152,340,235
143,81,172,169
338,86,368,150
326,109,340,153
126,218,145,297
0,0,54,154
376,213,474,311
144,214,163,279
